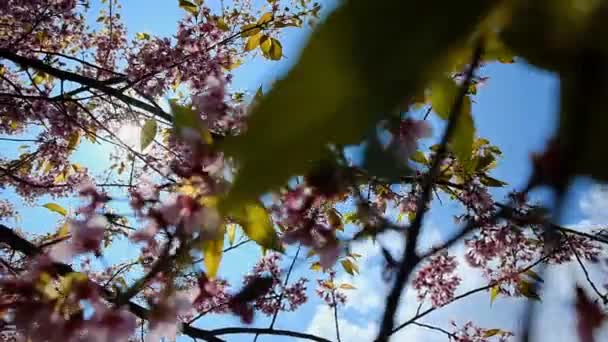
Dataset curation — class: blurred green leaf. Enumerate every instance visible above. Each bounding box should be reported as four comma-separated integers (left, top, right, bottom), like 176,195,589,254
341,259,358,275
43,203,67,216
202,230,224,278
480,175,507,187
430,76,459,120
222,0,497,209
135,32,150,40
140,119,157,151
245,32,262,51
451,97,475,171
231,201,283,252
518,279,541,301
178,0,198,16
240,23,261,37
257,12,273,25
170,100,212,144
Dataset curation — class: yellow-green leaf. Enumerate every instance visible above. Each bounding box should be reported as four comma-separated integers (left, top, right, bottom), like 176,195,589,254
240,23,261,37
226,223,236,246
430,76,459,120
67,132,80,151
483,329,502,338
518,279,541,301
170,100,212,144
267,38,282,60
202,232,224,278
56,222,70,237
340,283,356,290
245,32,263,52
451,97,475,172
341,259,358,275
140,119,158,151
490,285,499,305
221,0,498,209
257,12,273,25
43,203,67,216
231,201,282,252
178,0,198,16
310,262,322,271
135,32,150,40
410,150,428,164
217,18,229,31
260,35,271,55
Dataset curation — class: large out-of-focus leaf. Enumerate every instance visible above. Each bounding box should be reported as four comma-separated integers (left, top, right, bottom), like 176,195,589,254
222,0,498,209
451,97,475,172
501,0,598,72
170,100,212,144
202,228,224,278
140,119,157,150
230,202,282,252
430,76,459,120
553,5,608,183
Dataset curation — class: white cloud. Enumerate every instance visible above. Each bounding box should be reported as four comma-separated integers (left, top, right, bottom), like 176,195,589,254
579,184,608,224
307,306,378,342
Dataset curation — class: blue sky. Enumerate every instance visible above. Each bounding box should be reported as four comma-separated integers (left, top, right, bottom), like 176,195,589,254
2,1,608,341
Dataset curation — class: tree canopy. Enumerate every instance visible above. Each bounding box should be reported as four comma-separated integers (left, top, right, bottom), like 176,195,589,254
2,0,608,341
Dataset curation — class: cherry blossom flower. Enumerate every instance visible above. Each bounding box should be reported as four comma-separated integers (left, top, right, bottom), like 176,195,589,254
413,250,461,307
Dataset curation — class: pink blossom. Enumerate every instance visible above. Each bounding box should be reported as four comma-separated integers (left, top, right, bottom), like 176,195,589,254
413,250,461,307
50,215,107,262
393,118,432,158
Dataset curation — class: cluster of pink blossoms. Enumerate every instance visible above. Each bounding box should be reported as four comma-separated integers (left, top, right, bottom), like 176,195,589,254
413,250,461,307
390,118,432,159
243,253,308,315
274,185,341,269
0,256,137,341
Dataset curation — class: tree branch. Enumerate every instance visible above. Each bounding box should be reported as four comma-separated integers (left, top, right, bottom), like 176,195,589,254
376,40,484,341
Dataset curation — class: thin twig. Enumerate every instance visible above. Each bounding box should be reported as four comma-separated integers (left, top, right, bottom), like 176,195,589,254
376,40,484,341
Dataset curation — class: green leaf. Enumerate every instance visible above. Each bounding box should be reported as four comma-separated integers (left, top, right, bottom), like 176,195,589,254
178,0,198,16
170,100,212,144
221,0,499,209
140,119,157,150
56,222,70,237
410,150,428,164
480,175,507,187
310,262,322,271
135,32,150,40
66,132,80,152
231,202,282,252
216,18,229,31
525,269,544,283
490,285,499,305
340,283,356,290
240,23,261,37
518,279,541,301
43,203,67,216
259,35,271,55
245,32,262,51
430,76,459,120
267,38,283,60
341,259,358,275
202,231,224,278
257,12,273,25
226,223,236,246
451,97,475,171
483,329,502,338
